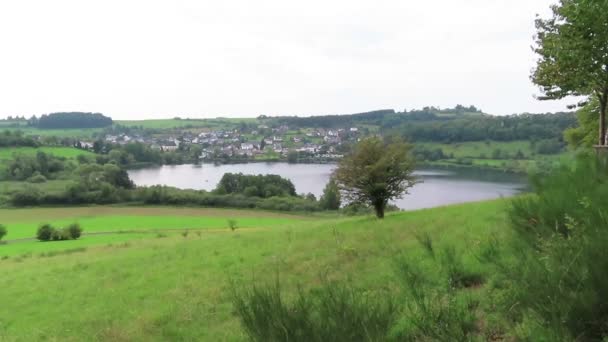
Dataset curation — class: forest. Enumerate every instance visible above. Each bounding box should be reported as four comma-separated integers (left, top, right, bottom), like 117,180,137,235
28,112,113,129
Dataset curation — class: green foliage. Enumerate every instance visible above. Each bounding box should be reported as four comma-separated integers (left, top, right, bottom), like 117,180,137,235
490,156,608,340
37,223,83,242
27,172,47,183
135,185,321,212
0,224,6,241
286,151,298,163
534,138,563,155
2,151,68,181
532,0,608,145
66,223,82,240
335,137,416,218
215,173,297,198
392,256,478,341
232,241,480,341
232,281,397,342
36,112,112,129
0,130,38,147
564,99,600,148
319,178,341,210
36,224,54,241
228,219,238,231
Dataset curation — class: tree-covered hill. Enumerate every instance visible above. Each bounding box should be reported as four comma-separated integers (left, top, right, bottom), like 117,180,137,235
28,112,113,129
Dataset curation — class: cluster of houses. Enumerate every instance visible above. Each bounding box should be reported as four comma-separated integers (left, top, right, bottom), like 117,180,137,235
97,125,361,161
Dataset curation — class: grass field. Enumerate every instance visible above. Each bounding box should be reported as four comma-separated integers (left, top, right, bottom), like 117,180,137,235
0,199,510,340
116,118,258,130
418,140,571,172
5,127,103,138
0,146,94,161
419,140,535,159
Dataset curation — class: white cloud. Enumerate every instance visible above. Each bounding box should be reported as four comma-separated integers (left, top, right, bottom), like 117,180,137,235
0,0,572,119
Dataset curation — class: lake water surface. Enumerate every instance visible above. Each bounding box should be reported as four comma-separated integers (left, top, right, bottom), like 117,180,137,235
128,163,527,210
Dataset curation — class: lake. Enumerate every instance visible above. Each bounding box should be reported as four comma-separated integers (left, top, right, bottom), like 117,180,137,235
128,163,527,210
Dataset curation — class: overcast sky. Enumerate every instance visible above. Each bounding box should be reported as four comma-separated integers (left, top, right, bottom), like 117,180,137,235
0,0,573,120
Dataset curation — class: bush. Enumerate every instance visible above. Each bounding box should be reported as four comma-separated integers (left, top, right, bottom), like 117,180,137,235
36,223,83,242
488,155,608,340
0,224,7,241
37,224,54,241
10,187,41,206
228,219,238,231
51,228,72,241
66,223,82,239
27,172,47,183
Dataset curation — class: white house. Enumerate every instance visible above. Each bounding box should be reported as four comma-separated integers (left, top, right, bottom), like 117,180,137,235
241,143,254,150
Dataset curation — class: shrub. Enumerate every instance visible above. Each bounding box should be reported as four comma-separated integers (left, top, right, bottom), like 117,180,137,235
37,224,54,241
36,223,83,242
0,224,6,241
51,228,72,241
66,223,82,239
27,172,47,183
489,155,608,340
228,219,238,231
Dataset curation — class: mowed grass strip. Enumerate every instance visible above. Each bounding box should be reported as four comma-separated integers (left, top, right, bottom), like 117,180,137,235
0,199,509,341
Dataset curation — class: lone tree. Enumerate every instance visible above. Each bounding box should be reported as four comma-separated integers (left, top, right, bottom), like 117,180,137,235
334,137,416,218
320,177,341,210
532,0,608,146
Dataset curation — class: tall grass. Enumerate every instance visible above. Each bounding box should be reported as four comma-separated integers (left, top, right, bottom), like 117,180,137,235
231,281,396,342
232,238,481,341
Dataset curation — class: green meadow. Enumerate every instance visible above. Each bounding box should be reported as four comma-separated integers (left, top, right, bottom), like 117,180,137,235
4,127,103,138
0,146,94,161
116,118,257,130
0,200,508,340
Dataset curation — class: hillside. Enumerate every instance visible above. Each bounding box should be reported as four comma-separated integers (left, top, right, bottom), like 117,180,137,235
0,200,507,340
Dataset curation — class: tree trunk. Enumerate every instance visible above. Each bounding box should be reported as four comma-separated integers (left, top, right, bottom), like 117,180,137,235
600,92,607,146
374,202,385,219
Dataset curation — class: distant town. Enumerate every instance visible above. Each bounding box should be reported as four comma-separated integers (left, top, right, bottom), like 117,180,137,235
98,124,360,162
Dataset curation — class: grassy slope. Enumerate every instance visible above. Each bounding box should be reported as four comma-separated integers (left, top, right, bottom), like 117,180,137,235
0,200,509,341
0,146,94,161
419,140,569,171
0,207,311,241
7,127,103,138
116,118,258,130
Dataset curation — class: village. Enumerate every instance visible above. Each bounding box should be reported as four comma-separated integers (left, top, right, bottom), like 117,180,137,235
100,124,362,161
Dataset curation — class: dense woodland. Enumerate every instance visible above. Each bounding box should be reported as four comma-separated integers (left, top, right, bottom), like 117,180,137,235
0,131,38,147
27,112,113,129
268,107,576,143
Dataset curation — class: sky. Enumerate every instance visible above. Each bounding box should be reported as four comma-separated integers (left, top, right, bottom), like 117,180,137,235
0,0,574,120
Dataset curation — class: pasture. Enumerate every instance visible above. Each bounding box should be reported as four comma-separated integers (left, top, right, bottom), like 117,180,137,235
116,118,257,130
0,199,509,340
0,146,94,161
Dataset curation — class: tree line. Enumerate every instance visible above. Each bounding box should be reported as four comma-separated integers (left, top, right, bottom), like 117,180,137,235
27,112,113,129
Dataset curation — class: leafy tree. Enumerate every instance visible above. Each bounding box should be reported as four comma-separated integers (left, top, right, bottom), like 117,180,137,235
532,0,608,145
564,99,600,148
320,178,341,210
0,224,6,241
334,137,416,218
